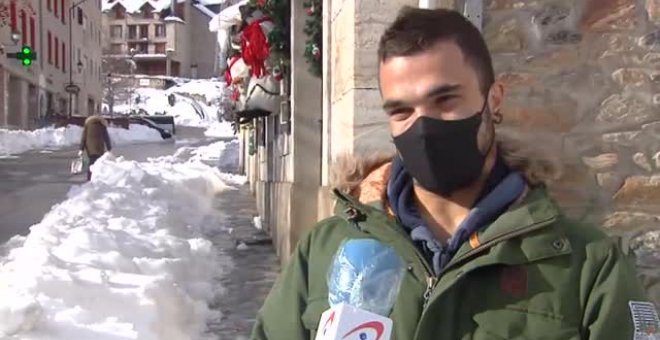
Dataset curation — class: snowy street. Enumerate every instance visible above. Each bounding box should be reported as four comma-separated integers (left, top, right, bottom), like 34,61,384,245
0,123,278,339
0,126,211,244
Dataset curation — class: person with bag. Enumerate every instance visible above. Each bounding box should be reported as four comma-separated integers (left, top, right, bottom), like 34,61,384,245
79,115,112,181
251,7,658,340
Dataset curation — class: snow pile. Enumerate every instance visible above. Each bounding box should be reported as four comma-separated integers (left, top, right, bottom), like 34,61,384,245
0,124,163,157
0,149,237,339
252,216,263,231
113,79,234,129
149,139,245,183
204,121,236,138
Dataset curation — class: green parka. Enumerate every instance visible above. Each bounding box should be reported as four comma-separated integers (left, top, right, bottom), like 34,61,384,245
251,179,655,340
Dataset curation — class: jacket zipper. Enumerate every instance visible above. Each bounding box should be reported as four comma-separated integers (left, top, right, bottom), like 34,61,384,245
420,217,557,312
423,276,437,308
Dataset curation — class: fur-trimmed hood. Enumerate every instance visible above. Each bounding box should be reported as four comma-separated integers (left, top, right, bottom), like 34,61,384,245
84,115,108,127
330,128,563,205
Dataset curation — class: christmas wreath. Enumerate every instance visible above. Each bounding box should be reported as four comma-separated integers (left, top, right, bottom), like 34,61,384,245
248,0,291,78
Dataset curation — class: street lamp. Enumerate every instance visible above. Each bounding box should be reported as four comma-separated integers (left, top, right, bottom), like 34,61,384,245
10,32,20,45
165,48,174,77
0,31,21,54
128,49,137,115
68,0,93,118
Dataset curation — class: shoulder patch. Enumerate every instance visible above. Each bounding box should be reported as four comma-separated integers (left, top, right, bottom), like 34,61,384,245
629,301,660,340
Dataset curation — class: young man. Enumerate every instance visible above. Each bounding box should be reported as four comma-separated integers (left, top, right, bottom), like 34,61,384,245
80,115,112,181
251,7,658,340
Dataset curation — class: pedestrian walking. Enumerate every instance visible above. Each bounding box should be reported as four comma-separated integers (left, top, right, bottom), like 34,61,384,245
251,7,658,340
79,115,112,181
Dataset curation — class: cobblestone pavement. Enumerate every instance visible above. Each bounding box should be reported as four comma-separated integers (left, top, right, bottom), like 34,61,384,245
205,185,279,340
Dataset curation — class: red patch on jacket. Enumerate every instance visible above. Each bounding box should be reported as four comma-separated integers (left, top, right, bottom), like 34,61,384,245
500,266,528,298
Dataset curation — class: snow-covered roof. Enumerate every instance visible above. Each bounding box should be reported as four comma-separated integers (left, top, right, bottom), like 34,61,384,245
102,0,186,13
193,3,216,18
197,0,228,4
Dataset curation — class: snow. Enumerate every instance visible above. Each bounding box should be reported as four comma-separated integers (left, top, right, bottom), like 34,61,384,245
252,216,263,231
112,79,235,133
102,0,186,13
0,124,163,157
0,137,243,339
203,121,235,138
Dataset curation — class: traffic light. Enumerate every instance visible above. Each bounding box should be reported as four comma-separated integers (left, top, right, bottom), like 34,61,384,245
20,46,34,66
7,45,37,67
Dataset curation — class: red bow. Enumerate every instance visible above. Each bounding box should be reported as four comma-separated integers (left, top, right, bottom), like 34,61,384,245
240,17,271,79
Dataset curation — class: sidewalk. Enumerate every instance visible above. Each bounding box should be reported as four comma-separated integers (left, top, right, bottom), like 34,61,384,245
206,184,279,339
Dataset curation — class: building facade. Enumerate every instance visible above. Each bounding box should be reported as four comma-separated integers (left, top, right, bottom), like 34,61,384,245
0,0,103,130
101,0,217,78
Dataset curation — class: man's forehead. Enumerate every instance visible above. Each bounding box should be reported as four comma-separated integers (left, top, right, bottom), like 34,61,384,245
380,41,468,70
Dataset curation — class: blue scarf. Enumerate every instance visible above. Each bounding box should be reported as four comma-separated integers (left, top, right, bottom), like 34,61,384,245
386,155,526,275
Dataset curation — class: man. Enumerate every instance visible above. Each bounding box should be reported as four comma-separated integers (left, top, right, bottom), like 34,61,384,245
80,115,112,181
251,7,658,340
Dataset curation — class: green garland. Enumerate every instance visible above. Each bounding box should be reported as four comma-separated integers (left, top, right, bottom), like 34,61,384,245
303,0,322,78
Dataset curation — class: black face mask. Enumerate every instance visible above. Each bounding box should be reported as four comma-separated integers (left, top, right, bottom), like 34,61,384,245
393,104,494,196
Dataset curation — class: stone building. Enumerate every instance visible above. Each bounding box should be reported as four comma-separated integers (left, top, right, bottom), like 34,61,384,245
101,0,219,78
0,0,103,129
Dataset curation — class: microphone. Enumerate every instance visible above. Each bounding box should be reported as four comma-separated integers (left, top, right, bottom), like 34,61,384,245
315,238,405,340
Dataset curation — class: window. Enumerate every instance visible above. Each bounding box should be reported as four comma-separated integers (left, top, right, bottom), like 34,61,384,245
29,16,35,47
127,42,147,54
47,0,52,12
54,37,59,68
20,10,26,45
110,25,122,38
110,43,122,54
47,31,52,64
127,25,137,39
77,7,83,24
142,4,153,19
62,42,66,72
155,43,166,54
155,24,165,37
114,5,125,19
139,25,148,39
61,0,66,24
54,0,58,18
176,3,185,20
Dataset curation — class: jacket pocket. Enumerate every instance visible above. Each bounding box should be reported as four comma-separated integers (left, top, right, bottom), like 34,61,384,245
301,298,329,339
472,307,580,340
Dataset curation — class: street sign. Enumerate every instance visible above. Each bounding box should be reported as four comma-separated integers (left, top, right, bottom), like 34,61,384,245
65,83,80,94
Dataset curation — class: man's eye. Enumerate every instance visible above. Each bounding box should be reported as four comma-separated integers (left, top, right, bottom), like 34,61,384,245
435,95,457,104
388,110,411,120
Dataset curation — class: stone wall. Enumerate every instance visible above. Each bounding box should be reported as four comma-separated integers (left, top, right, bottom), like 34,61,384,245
326,0,418,163
483,0,659,301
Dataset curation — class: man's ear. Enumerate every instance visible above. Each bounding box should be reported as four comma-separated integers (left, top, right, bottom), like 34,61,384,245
488,81,505,114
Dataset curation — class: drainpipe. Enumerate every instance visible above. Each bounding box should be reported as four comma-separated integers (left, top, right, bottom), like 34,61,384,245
418,0,436,8
170,0,177,18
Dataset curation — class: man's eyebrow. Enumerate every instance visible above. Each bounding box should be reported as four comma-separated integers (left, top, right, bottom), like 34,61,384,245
382,84,461,111
423,84,461,98
382,100,405,111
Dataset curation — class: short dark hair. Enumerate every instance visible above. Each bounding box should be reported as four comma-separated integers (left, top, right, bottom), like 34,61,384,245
378,7,495,95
